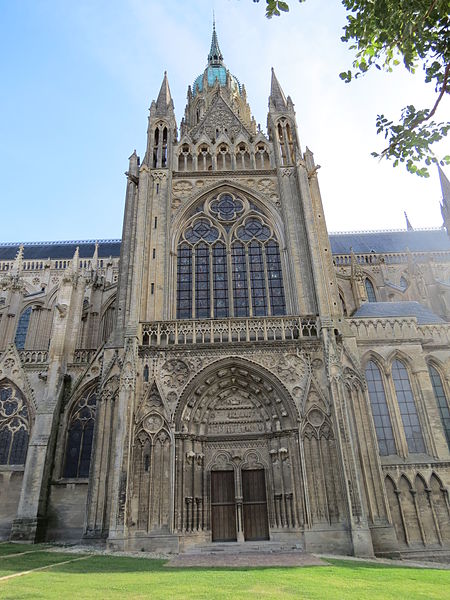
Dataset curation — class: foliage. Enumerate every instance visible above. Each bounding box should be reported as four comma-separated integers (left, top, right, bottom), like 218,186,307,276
254,0,450,176
1,550,450,599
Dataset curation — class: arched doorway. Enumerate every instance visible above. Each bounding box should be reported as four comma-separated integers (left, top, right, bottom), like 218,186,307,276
174,359,303,543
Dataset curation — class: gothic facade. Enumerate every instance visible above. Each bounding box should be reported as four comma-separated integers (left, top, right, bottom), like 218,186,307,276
1,27,450,558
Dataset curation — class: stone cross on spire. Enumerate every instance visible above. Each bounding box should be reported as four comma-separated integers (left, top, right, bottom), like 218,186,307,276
208,18,224,66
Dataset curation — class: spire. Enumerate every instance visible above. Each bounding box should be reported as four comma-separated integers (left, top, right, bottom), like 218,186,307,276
11,244,24,277
438,165,450,235
155,71,174,116
404,211,413,231
208,18,224,66
269,67,288,111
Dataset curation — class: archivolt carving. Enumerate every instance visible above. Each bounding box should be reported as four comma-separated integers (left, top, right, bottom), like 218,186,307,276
174,358,298,434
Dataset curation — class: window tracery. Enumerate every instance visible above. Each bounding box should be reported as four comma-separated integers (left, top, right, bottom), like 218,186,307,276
63,388,97,478
176,193,286,319
0,381,29,466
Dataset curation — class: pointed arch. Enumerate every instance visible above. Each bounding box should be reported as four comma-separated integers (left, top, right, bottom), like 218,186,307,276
63,384,98,478
0,379,30,466
174,356,299,432
415,472,440,545
364,359,396,456
364,277,377,302
427,362,450,450
99,294,116,345
172,187,287,320
14,306,32,350
384,475,407,546
430,473,450,542
391,358,425,454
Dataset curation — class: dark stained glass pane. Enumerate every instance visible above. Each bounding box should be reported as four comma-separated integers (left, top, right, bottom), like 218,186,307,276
177,243,192,319
64,422,82,478
266,241,286,316
14,306,32,350
0,428,12,464
365,279,377,302
195,242,210,318
213,242,228,318
249,241,267,316
79,422,95,477
365,361,396,456
429,365,450,450
10,428,29,465
63,390,97,478
0,381,29,466
392,360,425,454
232,242,249,317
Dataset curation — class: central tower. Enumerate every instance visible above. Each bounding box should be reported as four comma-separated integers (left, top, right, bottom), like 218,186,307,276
90,24,395,556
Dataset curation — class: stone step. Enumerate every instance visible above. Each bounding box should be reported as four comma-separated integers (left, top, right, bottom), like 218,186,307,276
185,540,304,555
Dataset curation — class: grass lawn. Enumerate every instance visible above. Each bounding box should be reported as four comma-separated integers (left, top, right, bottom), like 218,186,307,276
0,548,449,600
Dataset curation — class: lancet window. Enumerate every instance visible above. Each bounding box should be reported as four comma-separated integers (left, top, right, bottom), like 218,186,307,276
365,361,396,456
14,306,32,350
152,122,168,168
392,359,425,454
0,381,29,466
364,278,377,302
176,193,286,319
276,118,295,165
63,388,97,478
428,365,450,450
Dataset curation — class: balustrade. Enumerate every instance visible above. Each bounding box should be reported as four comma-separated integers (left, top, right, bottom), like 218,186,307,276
141,315,318,347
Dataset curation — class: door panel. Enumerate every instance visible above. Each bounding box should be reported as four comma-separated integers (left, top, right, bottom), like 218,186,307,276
211,470,237,542
242,469,269,541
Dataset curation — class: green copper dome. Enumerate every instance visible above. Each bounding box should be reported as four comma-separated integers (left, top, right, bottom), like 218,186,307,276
192,23,242,97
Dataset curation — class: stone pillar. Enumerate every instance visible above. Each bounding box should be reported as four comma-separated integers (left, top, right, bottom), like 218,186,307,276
11,257,84,541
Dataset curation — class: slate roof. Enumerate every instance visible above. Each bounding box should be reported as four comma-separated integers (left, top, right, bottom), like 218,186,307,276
0,241,121,261
352,301,445,324
0,229,449,261
329,229,450,254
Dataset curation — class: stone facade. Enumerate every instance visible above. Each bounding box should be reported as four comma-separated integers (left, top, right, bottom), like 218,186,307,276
1,27,450,559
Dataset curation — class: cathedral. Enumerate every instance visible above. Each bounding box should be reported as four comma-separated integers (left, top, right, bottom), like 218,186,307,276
1,25,450,559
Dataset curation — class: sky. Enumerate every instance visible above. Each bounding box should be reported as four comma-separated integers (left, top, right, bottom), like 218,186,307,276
0,0,449,243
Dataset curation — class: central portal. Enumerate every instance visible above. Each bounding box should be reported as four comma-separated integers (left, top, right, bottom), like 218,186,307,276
210,469,269,542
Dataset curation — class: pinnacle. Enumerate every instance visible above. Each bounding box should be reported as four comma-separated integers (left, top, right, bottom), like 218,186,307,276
155,71,173,115
269,68,287,111
208,19,224,66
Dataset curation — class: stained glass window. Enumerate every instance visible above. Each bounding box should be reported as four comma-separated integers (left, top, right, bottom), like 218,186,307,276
195,243,210,318
232,242,249,317
63,389,97,478
392,359,425,454
365,361,396,456
266,241,286,316
365,279,377,303
428,365,450,450
14,306,32,350
213,243,228,318
177,243,192,319
0,381,29,465
176,194,286,319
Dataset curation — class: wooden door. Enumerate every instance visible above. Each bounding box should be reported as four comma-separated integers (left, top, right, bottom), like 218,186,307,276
242,469,269,541
211,470,237,542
